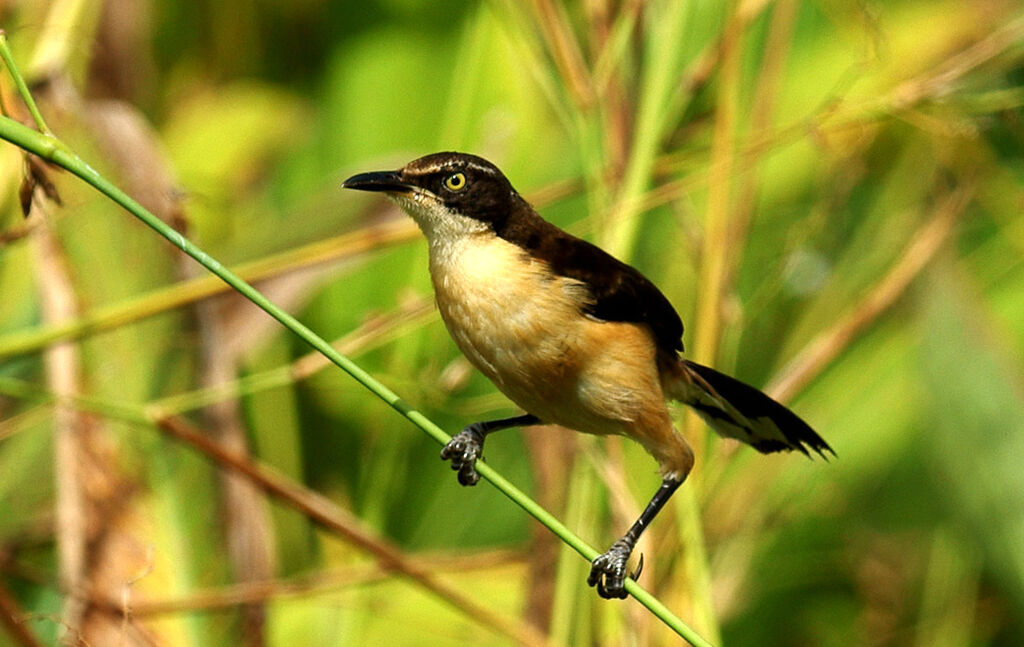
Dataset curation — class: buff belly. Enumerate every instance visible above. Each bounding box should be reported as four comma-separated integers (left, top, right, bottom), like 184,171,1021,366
430,234,669,438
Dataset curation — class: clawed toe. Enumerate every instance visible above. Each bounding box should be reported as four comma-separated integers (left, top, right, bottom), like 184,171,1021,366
587,540,637,599
440,426,485,486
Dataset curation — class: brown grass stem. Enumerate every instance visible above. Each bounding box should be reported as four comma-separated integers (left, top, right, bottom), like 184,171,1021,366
766,185,973,403
527,0,594,110
0,580,46,647
153,416,553,647
89,550,524,618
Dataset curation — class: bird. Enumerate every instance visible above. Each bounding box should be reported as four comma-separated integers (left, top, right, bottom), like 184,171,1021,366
342,152,832,599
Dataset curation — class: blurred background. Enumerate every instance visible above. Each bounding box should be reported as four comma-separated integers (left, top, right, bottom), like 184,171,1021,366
0,0,1022,645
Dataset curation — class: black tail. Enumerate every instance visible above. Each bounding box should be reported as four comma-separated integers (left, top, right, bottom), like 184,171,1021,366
676,360,833,459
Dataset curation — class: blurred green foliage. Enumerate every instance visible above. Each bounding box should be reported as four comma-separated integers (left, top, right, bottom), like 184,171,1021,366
0,0,1023,645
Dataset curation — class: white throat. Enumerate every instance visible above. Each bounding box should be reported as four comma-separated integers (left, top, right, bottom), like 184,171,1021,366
389,193,490,265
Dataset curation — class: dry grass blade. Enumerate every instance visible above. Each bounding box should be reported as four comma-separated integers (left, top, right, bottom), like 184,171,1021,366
690,0,744,369
149,296,435,417
527,0,594,109
0,405,53,442
154,416,553,647
0,580,46,647
88,550,524,618
888,15,1024,111
28,206,162,645
28,210,88,638
766,185,974,403
672,0,775,103
0,218,420,360
0,214,40,244
289,296,435,381
729,0,799,285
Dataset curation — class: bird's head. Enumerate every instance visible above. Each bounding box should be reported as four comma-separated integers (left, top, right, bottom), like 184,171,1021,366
342,152,521,240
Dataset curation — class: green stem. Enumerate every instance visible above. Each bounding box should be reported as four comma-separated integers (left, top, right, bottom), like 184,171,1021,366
0,37,713,647
0,32,52,133
0,111,449,440
2,372,715,646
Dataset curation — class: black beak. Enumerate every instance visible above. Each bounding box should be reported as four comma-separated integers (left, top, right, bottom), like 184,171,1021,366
341,170,413,194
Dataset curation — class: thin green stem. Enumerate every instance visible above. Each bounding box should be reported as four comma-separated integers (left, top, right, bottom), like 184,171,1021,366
0,32,52,134
0,36,713,647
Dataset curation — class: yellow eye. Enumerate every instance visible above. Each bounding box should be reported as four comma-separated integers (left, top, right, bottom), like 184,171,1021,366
443,172,467,192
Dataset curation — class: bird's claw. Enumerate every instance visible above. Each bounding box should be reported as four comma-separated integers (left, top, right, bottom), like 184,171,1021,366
440,425,485,486
587,540,639,599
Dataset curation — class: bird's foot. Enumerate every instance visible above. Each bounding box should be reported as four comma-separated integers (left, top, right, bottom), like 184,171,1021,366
440,424,486,486
588,540,642,599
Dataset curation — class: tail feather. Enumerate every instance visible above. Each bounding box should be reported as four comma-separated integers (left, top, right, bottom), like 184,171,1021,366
676,360,833,459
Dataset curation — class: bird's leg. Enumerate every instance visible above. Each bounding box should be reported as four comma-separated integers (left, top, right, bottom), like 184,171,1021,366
588,476,683,599
441,413,541,486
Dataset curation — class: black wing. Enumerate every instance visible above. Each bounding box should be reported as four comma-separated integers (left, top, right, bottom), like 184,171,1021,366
495,204,684,355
